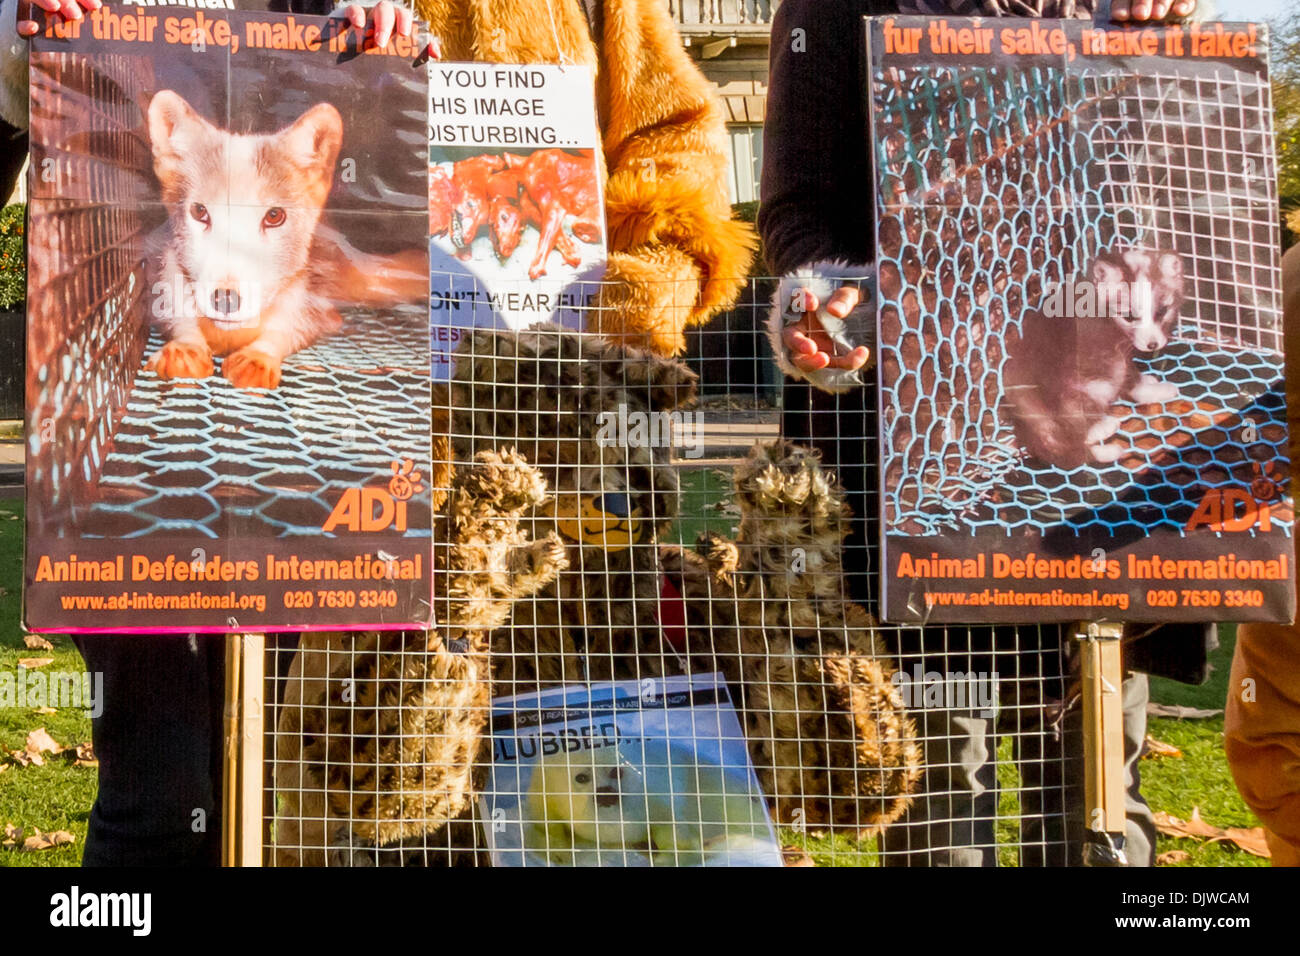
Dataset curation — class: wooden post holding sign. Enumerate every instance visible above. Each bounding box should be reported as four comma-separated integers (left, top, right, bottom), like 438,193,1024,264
221,634,265,868
1077,621,1128,867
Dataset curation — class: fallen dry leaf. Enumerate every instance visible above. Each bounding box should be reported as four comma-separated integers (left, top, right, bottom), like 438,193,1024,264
1156,850,1191,865
70,742,96,768
1142,734,1183,760
1216,827,1271,858
25,727,63,757
17,658,53,669
20,829,75,852
32,707,56,716
7,750,41,767
1147,703,1223,719
0,763,7,776
1154,807,1222,840
782,846,815,867
2,823,20,847
22,635,54,651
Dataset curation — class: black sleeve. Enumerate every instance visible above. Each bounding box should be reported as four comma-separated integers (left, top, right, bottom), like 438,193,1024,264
757,0,883,276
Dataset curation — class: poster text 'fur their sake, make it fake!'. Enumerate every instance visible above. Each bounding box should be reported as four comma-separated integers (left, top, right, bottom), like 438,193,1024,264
867,17,1294,624
24,8,434,633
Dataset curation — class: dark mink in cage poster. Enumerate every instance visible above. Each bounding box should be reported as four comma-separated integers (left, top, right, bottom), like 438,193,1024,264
869,17,1294,624
24,9,433,632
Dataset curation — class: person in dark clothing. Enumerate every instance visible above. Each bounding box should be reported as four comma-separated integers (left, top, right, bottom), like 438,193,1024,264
760,0,1197,865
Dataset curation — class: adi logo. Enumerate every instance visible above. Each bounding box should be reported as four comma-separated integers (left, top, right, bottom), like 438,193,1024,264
1185,463,1281,533
323,460,423,532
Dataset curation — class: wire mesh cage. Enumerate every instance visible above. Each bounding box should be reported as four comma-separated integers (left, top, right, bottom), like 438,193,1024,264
27,51,156,537
264,269,1081,867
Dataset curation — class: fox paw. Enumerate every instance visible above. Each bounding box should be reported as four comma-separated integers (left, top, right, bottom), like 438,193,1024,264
148,341,214,380
1131,374,1178,405
1085,415,1122,446
223,348,282,390
1090,441,1125,464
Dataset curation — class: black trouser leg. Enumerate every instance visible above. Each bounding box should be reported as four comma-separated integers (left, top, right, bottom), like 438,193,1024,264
73,634,225,866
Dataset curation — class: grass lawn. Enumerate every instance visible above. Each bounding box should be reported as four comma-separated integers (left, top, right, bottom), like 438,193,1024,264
1141,626,1267,867
0,495,95,867
0,469,1273,867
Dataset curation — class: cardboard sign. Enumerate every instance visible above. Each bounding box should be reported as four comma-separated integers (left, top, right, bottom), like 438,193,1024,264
24,9,433,632
868,17,1293,623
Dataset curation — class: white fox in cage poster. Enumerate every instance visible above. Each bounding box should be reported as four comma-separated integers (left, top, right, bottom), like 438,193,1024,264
868,17,1294,624
23,9,434,632
428,62,606,379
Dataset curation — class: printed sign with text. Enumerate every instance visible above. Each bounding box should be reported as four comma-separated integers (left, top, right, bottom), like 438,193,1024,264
24,8,433,632
869,17,1293,623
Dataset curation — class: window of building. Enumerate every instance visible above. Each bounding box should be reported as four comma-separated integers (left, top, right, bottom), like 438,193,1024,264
727,123,763,204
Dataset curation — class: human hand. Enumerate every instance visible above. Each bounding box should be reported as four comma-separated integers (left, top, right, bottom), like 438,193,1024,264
16,0,102,38
1111,0,1196,22
335,1,438,57
782,285,870,376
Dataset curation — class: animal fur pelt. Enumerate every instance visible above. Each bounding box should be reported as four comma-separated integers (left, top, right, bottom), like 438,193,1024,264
412,0,757,356
660,441,922,835
273,448,568,866
444,329,917,835
444,324,696,694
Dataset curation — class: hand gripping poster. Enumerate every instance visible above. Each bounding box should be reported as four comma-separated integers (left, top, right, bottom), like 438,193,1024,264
868,17,1293,623
427,62,606,379
24,9,432,632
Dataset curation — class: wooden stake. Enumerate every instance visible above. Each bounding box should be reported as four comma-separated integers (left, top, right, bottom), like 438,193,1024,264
221,634,241,868
221,633,266,867
239,633,265,867
1078,620,1128,866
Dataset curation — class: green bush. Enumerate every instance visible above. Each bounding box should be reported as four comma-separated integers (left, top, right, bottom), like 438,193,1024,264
0,204,24,311
1272,14,1300,248
730,200,767,279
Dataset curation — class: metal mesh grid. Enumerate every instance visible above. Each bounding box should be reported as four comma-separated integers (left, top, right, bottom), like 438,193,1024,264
86,309,432,539
875,64,1286,536
26,51,156,536
265,276,1075,867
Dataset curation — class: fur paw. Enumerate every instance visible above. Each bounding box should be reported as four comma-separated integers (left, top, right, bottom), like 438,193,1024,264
148,341,214,380
1084,415,1122,446
695,532,739,576
1090,441,1125,464
454,448,550,516
509,532,569,598
1130,374,1178,405
223,348,282,390
821,650,923,832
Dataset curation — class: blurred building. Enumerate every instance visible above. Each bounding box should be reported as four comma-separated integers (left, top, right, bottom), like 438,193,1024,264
672,1,775,205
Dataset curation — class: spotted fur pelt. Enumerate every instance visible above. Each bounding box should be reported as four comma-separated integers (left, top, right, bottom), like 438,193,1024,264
273,449,568,866
660,441,922,835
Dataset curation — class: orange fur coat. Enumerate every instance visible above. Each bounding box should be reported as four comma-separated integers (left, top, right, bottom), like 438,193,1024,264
413,0,757,356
